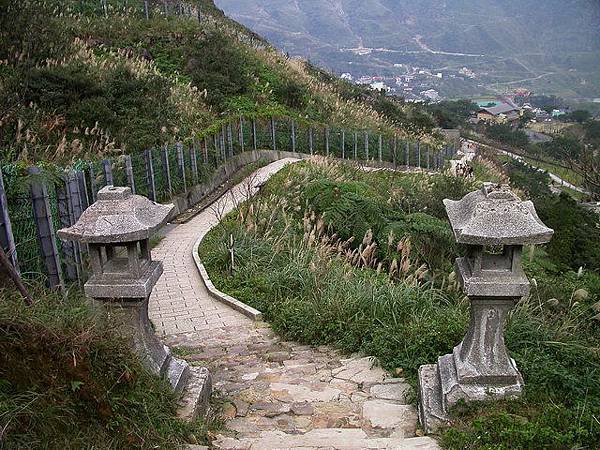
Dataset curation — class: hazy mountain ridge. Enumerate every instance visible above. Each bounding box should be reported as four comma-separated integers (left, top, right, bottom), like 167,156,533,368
215,0,600,99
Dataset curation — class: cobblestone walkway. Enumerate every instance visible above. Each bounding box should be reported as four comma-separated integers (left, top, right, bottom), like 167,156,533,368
149,159,439,450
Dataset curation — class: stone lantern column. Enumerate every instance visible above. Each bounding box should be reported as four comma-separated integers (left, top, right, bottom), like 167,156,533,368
58,186,210,418
418,183,553,433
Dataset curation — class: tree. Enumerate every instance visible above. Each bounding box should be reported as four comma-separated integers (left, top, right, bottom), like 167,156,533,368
583,120,600,145
546,135,599,199
568,109,591,124
486,123,529,148
428,100,478,129
518,110,535,128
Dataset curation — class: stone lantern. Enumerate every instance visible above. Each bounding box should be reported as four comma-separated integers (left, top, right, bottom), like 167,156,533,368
418,183,553,433
58,186,190,392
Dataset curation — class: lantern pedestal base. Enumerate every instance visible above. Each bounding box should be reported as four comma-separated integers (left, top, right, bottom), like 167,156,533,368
91,296,213,421
94,295,192,392
418,347,524,433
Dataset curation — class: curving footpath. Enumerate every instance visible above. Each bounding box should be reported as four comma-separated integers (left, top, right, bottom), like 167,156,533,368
149,158,439,450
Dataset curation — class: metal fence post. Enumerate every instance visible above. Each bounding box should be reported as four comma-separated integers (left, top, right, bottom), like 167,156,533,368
144,0,149,19
309,127,314,155
66,171,85,262
220,129,227,162
378,135,383,162
239,118,245,153
29,167,64,290
227,123,233,157
291,121,296,152
365,132,369,160
353,132,358,160
203,138,209,165
144,149,157,202
161,144,172,196
191,145,198,184
213,134,220,163
0,169,18,272
102,159,113,186
252,119,257,151
56,176,79,282
325,127,330,156
341,130,346,159
270,117,276,151
125,155,136,194
76,170,90,211
89,165,98,202
67,172,84,224
426,145,431,170
176,142,187,192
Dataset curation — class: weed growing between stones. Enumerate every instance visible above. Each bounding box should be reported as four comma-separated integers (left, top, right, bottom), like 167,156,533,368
200,159,600,448
0,285,211,448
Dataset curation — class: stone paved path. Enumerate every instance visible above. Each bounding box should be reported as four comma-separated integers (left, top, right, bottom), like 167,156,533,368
149,159,439,450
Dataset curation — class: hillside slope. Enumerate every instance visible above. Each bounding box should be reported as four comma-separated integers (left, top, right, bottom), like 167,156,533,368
0,0,438,163
215,0,600,99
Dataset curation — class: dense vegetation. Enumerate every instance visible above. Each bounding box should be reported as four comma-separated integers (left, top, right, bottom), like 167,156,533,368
0,286,212,448
0,0,439,163
469,114,599,199
200,159,600,449
485,123,530,149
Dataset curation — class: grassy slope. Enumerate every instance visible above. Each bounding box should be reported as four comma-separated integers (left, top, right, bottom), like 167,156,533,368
199,159,600,449
0,0,439,163
0,285,214,448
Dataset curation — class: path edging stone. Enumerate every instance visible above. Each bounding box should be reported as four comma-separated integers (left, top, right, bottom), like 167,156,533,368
177,366,213,422
186,155,425,322
192,233,263,321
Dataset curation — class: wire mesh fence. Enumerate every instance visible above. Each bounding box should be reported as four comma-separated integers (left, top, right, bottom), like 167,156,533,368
0,115,457,289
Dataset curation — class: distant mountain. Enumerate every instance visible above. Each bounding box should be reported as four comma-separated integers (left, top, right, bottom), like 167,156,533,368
214,0,600,99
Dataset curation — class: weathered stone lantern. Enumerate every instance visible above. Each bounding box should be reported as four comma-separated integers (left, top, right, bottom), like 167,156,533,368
418,183,553,433
58,186,190,392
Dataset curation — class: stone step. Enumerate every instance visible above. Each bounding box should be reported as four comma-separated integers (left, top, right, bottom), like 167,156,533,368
213,429,439,450
178,367,212,422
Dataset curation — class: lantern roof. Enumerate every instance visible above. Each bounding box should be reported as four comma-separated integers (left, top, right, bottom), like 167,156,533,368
58,186,174,244
443,183,553,246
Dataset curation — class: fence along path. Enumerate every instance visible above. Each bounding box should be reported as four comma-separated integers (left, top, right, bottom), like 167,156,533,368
0,115,456,289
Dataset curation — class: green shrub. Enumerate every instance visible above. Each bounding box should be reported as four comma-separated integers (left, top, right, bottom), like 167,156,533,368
382,213,455,272
184,31,252,109
301,178,387,241
486,123,529,148
506,159,600,271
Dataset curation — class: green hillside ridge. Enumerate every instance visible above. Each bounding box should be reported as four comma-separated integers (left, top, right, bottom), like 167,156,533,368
0,0,441,163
